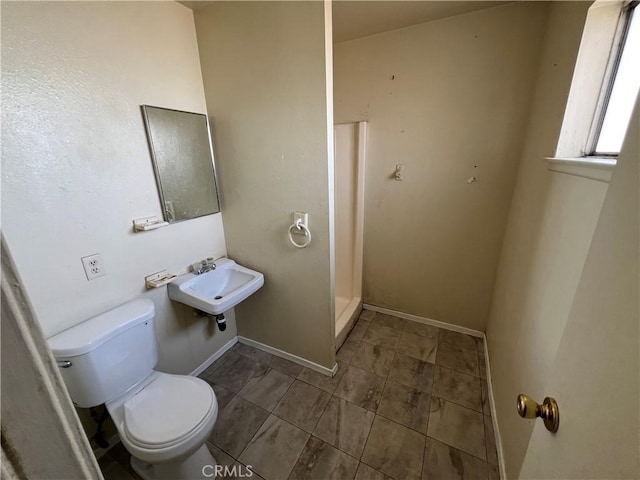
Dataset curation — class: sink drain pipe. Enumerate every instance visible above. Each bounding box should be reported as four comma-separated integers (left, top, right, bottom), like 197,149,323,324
193,309,227,332
215,314,226,331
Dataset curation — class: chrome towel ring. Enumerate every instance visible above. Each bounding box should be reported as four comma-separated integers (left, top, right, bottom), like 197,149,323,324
288,219,311,248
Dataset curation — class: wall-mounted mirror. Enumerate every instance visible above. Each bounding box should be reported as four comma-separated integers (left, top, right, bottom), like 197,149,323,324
141,105,220,222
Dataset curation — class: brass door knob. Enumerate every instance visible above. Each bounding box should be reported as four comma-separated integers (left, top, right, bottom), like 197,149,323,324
517,394,560,432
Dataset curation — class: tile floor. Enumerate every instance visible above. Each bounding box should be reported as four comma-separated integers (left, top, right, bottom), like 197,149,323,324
99,310,499,480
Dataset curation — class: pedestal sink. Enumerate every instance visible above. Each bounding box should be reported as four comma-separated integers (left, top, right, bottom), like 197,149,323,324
168,258,264,315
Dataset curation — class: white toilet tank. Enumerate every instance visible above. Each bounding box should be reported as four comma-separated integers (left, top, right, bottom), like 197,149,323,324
48,299,158,408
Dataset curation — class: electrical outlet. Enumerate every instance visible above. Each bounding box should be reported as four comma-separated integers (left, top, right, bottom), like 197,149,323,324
81,253,106,281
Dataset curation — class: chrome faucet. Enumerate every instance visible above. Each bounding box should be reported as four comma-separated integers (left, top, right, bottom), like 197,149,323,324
192,258,216,275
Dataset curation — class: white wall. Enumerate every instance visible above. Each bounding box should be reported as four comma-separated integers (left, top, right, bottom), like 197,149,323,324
1,1,236,375
334,123,358,304
519,96,639,480
483,2,609,477
333,2,549,331
193,2,335,368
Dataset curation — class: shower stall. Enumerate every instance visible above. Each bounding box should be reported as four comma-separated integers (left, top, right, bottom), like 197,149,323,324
334,121,367,347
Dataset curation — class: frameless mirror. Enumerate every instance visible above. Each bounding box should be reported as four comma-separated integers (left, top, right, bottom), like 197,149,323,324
141,105,220,222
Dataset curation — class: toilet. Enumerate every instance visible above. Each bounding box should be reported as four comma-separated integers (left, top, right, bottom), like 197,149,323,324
47,299,218,480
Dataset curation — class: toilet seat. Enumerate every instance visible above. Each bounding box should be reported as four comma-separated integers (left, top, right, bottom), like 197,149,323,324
123,374,215,450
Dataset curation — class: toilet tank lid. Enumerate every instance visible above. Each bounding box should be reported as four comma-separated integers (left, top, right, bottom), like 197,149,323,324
47,299,155,357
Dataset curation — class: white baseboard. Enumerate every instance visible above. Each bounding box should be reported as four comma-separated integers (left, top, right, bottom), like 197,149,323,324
484,335,506,479
238,336,338,377
362,304,484,338
189,336,238,377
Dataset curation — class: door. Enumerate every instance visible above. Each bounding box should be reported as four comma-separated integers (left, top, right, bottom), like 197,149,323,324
518,103,639,477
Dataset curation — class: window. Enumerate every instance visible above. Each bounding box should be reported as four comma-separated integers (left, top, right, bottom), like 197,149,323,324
589,2,640,156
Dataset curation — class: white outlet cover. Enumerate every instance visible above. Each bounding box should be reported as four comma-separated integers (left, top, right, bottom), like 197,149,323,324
81,253,106,280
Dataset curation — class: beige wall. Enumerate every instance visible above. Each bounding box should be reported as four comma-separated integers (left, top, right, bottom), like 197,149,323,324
1,1,236,375
483,2,612,477
333,2,549,331
193,2,335,368
519,97,639,479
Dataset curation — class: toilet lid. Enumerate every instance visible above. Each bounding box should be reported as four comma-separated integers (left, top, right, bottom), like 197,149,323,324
123,375,214,447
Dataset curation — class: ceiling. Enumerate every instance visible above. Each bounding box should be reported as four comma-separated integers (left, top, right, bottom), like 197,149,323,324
179,1,212,10
333,1,510,43
179,1,511,44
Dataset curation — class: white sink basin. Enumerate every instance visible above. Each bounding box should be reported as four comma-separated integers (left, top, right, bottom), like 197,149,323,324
168,258,264,315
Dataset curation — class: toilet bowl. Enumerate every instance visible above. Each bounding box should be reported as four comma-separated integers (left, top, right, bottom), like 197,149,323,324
107,372,218,479
47,299,218,479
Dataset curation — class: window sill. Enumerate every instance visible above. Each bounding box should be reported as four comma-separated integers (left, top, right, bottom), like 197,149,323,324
544,156,616,183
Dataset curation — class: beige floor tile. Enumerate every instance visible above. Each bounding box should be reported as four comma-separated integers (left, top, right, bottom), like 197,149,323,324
337,337,360,364
436,343,479,377
361,416,425,480
438,330,478,351
273,380,331,432
359,310,376,321
427,397,486,460
232,342,272,364
350,342,395,376
362,323,401,349
206,442,236,468
313,396,375,458
348,320,371,342
354,463,392,480
423,437,489,480
99,454,138,480
228,463,265,480
389,353,435,393
289,436,359,480
373,313,407,330
199,359,223,380
397,331,438,363
210,395,269,457
298,361,347,393
484,415,498,465
206,382,235,410
209,352,270,393
239,368,294,411
481,380,491,416
201,350,238,379
403,322,439,339
478,350,487,380
377,381,431,433
238,415,309,480
269,355,304,377
106,443,139,478
334,366,385,411
432,366,482,412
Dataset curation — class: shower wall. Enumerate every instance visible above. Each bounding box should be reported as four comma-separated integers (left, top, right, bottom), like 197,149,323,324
334,122,365,344
335,124,357,310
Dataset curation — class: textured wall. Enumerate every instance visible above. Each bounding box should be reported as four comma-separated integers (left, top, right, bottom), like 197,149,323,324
333,2,549,331
1,1,235,374
194,2,335,367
